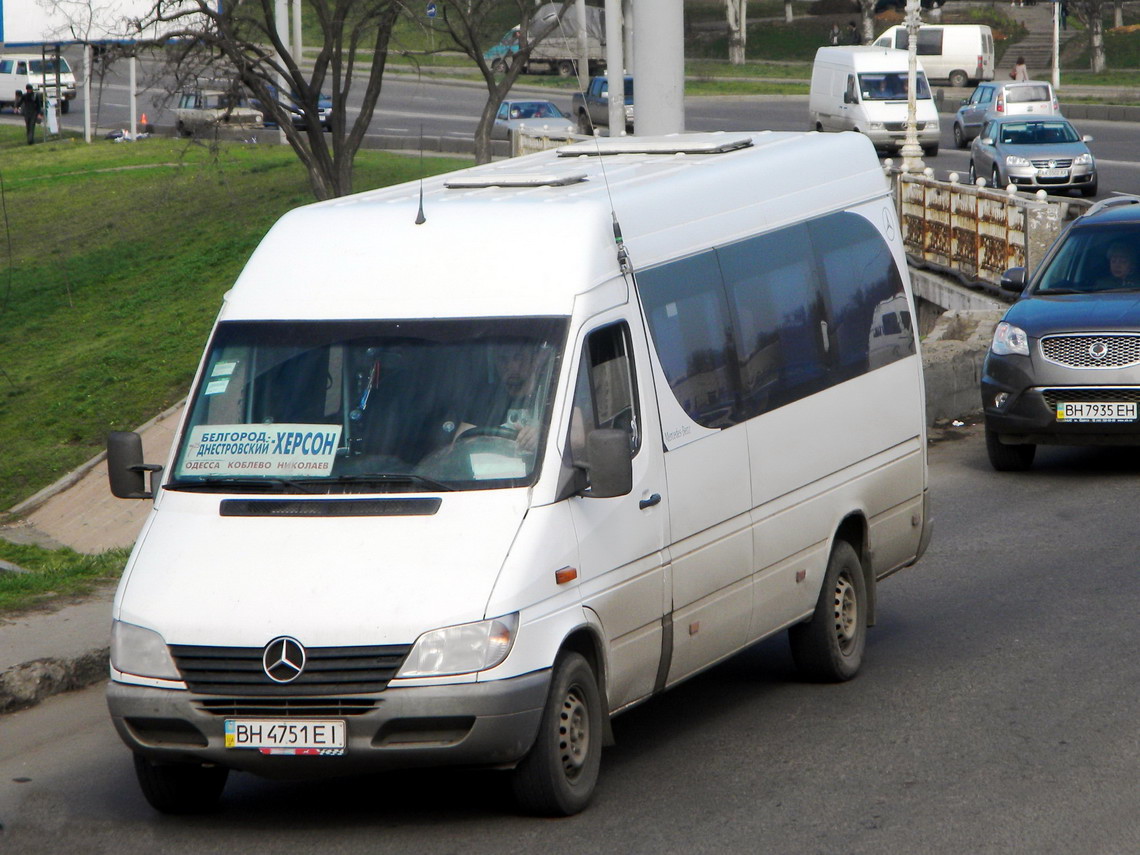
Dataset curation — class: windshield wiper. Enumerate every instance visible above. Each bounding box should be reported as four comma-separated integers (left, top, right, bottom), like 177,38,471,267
327,473,455,492
168,476,320,493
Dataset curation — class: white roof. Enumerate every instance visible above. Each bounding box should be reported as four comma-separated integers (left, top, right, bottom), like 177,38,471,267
223,131,890,322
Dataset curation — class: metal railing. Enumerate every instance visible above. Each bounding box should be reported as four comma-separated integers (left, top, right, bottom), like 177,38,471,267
889,169,1088,288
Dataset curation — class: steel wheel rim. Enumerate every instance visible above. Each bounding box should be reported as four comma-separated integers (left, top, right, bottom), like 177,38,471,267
833,573,859,654
558,686,590,781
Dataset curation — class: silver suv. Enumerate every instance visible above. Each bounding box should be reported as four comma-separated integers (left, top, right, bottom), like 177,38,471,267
953,79,1058,148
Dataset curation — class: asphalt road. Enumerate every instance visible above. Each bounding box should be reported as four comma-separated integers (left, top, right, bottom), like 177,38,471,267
2,423,1138,854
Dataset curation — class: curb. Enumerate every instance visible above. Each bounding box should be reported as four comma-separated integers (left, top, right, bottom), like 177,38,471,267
0,649,108,715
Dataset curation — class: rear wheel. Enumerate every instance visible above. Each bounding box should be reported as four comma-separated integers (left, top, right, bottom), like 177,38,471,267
557,60,576,78
948,69,969,88
61,98,70,114
576,110,591,135
985,428,1036,471
133,754,228,814
491,58,507,73
511,652,602,816
789,540,867,682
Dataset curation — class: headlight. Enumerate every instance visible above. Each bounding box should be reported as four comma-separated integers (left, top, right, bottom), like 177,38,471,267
1074,153,1093,165
991,321,1030,356
397,614,518,678
868,122,884,130
1006,155,1031,167
111,620,180,680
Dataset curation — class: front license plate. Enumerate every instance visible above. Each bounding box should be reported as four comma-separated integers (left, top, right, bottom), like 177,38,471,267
225,719,345,755
1037,168,1067,178
1056,402,1137,422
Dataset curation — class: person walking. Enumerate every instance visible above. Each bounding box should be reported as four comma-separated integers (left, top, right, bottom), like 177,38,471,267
16,84,42,145
1012,56,1029,81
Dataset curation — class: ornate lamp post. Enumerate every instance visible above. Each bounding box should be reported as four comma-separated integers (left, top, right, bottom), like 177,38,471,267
898,0,925,173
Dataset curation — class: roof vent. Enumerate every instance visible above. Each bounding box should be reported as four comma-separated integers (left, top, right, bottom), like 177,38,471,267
444,172,589,189
556,134,755,157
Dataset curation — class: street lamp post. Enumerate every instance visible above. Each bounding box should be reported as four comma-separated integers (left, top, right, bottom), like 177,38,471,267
898,0,925,173
1052,0,1061,91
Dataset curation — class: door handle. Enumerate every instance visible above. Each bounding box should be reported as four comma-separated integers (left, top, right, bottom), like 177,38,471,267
639,493,661,510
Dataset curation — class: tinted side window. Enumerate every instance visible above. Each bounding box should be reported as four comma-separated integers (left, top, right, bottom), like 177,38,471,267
569,323,640,471
916,28,943,55
637,252,738,428
809,212,913,380
0,61,11,74
718,224,829,418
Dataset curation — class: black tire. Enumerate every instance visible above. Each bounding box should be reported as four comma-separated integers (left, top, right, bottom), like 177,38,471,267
557,60,576,78
948,69,969,88
953,123,966,149
923,143,939,157
511,652,602,816
177,120,192,138
985,427,1036,471
61,98,70,115
968,159,977,184
1080,179,1098,198
491,58,507,74
576,110,591,135
991,166,1004,189
133,754,228,814
788,540,867,682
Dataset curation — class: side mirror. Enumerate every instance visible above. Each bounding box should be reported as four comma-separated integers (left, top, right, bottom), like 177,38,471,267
107,430,163,499
979,136,994,146
582,429,632,499
999,266,1027,293
960,97,969,106
1081,134,1094,143
843,91,855,105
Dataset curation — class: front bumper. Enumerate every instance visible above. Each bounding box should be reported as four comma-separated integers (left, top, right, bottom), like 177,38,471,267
1003,163,1096,191
107,669,550,778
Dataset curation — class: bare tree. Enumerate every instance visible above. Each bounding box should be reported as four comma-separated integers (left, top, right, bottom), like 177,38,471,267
428,0,574,164
130,0,401,200
1068,0,1110,72
726,0,748,65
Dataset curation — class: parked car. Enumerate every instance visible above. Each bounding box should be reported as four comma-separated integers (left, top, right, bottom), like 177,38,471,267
491,99,575,140
571,74,634,134
953,79,1059,148
174,88,263,136
254,88,332,132
981,196,1140,470
968,114,1096,196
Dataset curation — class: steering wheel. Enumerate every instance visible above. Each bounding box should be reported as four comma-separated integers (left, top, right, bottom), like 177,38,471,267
459,425,519,441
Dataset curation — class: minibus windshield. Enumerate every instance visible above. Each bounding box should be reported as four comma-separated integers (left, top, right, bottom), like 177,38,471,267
169,318,567,493
859,72,932,101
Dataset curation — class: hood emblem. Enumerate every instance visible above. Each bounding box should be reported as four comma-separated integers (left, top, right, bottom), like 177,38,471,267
1088,341,1109,360
263,636,306,683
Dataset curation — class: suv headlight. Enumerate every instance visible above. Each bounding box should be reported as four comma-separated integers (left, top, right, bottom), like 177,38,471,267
991,321,1030,356
111,620,180,680
1006,155,1031,167
397,613,518,677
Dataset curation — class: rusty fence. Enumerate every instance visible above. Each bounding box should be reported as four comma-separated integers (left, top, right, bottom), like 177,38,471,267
891,171,1088,287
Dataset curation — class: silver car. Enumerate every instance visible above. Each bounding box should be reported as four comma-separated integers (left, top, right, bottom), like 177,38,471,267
952,79,1058,148
491,99,575,141
969,115,1096,197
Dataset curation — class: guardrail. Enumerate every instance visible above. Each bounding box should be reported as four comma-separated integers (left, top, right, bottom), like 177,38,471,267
887,168,1089,288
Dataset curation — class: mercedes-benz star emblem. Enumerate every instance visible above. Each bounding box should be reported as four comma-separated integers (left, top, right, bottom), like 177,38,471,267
263,636,306,683
1089,341,1109,360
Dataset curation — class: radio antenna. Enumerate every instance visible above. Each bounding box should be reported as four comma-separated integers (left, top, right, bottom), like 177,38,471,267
415,124,426,225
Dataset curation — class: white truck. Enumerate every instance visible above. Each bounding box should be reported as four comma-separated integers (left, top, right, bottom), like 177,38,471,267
484,3,606,77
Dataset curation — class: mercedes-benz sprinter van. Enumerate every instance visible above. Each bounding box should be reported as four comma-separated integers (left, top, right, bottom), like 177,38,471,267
106,131,932,817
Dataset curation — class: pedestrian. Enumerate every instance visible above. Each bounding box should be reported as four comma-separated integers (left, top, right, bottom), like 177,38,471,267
15,83,42,145
1061,1,1068,30
829,23,840,46
1011,56,1029,81
846,21,859,45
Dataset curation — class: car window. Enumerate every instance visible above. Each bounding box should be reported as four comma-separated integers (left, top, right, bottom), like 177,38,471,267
1008,84,1051,103
1035,226,1140,293
980,87,994,105
497,103,509,120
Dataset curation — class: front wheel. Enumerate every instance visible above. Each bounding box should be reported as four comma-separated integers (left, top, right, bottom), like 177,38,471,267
133,754,228,814
968,160,978,184
985,427,1036,471
491,58,507,74
991,166,1004,189
923,143,939,157
511,652,602,816
788,540,867,682
953,123,966,149
557,60,576,78
1079,178,1098,198
948,69,969,88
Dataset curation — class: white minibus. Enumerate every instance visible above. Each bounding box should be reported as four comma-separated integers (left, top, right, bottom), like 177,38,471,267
873,24,995,88
809,47,942,156
106,131,932,817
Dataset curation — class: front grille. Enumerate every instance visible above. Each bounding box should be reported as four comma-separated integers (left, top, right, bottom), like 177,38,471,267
1042,334,1140,369
1031,158,1073,168
1041,388,1140,408
883,122,927,132
170,643,412,696
196,697,378,717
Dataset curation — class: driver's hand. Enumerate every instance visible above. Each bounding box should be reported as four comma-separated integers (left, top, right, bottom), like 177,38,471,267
516,424,538,452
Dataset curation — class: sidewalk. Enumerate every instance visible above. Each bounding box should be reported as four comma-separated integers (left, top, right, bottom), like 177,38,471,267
0,402,184,714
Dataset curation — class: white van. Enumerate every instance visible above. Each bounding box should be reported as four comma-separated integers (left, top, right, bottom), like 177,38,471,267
0,53,77,113
809,46,942,156
873,24,995,88
105,131,932,817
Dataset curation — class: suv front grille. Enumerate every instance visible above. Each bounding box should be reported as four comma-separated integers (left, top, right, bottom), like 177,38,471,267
1041,334,1140,369
170,643,411,696
1041,388,1140,408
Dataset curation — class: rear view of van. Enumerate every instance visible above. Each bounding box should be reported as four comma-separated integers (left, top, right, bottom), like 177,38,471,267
873,24,994,88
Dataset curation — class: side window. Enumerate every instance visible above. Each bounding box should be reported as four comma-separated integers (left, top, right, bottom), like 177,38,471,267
569,323,640,468
17,62,28,75
980,87,994,105
637,251,738,428
917,28,943,56
718,224,829,418
809,212,913,380
845,74,858,103
0,61,11,74
894,31,907,50
497,103,509,120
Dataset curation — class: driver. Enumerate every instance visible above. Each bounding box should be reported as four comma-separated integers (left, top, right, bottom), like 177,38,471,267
1096,242,1138,290
457,341,552,451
